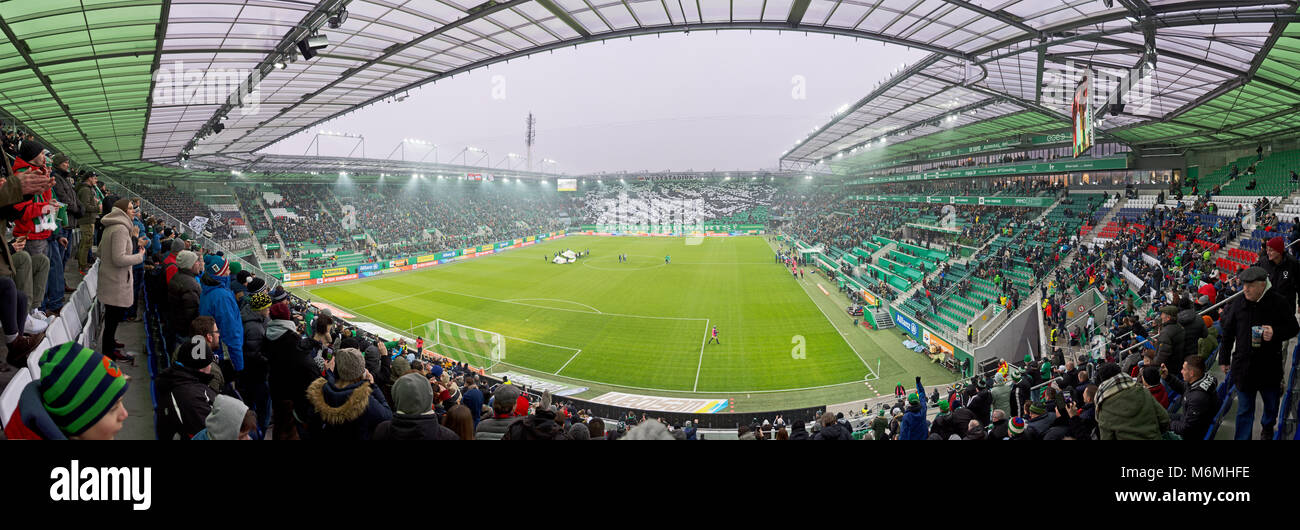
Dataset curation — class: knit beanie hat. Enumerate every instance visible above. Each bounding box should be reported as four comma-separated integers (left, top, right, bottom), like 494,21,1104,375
246,277,267,294
1027,401,1047,415
390,356,410,378
247,291,272,312
16,140,45,163
177,335,213,369
37,342,129,437
1268,236,1285,254
51,153,68,167
568,422,591,440
907,392,919,404
204,254,229,278
176,250,199,270
269,301,291,321
113,198,132,212
1097,362,1122,383
334,347,365,383
429,363,442,379
269,285,289,302
235,270,252,286
229,261,242,277
392,373,434,415
169,238,185,254
1023,354,1033,363
1008,417,1026,436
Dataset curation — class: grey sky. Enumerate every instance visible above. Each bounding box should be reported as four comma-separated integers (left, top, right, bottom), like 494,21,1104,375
263,31,923,175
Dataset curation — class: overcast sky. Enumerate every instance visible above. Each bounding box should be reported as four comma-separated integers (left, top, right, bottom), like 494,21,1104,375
263,31,924,175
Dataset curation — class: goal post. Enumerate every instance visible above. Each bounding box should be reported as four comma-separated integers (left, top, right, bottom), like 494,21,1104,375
431,318,505,364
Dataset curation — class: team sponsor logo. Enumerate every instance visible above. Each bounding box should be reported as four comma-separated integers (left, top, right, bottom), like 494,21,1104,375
322,267,349,277
358,263,380,272
321,273,357,283
437,251,458,260
286,271,311,280
590,392,729,413
893,310,919,337
416,254,437,263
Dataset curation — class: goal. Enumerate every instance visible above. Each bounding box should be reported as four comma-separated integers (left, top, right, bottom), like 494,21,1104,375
429,318,505,364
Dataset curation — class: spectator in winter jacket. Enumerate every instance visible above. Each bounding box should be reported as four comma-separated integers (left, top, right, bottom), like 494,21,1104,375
475,384,523,440
1095,363,1171,440
2,342,129,440
74,172,102,272
192,395,256,440
812,411,853,440
1255,236,1300,312
1219,266,1300,439
97,200,148,363
155,330,218,440
788,420,810,440
303,347,391,440
1141,366,1170,408
988,410,1009,440
504,390,568,440
461,375,484,426
239,291,272,436
373,373,458,440
1162,355,1218,441
162,238,184,284
198,254,244,374
1154,306,1185,377
963,420,986,440
870,409,890,440
166,250,201,347
966,377,992,425
266,302,316,440
899,376,930,440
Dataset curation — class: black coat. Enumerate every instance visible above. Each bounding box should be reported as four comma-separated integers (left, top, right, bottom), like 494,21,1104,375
265,319,320,420
1256,253,1300,310
966,390,992,425
167,270,201,339
1165,374,1218,441
1154,319,1185,377
812,421,853,440
1178,308,1206,364
1220,288,1300,393
154,364,216,439
373,413,461,440
240,306,269,381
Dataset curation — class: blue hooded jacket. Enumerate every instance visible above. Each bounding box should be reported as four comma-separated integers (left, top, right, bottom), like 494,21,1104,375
199,264,244,371
899,378,930,440
132,217,148,271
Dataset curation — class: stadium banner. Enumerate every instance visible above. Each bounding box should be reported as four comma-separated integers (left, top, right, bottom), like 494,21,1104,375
1030,132,1071,145
922,139,1022,160
358,263,381,272
491,372,586,397
282,280,306,287
351,234,367,241
846,155,1128,185
494,241,510,250
890,307,974,369
477,244,493,253
413,261,437,270
849,195,1055,208
463,247,475,254
359,271,380,278
525,236,536,242
382,265,413,274
321,273,358,283
589,392,729,413
437,251,458,260
390,259,407,267
263,243,280,250
416,254,437,263
286,271,312,281
322,267,350,277
513,238,523,245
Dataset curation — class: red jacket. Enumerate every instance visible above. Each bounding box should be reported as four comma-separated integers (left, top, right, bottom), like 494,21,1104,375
10,160,54,240
164,252,179,284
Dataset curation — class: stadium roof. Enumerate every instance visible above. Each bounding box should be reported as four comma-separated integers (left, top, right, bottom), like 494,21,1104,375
1,1,1299,175
781,0,1300,171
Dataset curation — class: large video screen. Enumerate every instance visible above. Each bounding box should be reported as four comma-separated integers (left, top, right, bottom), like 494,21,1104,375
1072,75,1094,158
557,178,577,191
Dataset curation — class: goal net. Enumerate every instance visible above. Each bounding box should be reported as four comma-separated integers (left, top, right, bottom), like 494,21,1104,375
430,319,505,364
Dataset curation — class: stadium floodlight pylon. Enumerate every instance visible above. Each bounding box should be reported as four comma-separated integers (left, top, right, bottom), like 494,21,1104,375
425,318,505,365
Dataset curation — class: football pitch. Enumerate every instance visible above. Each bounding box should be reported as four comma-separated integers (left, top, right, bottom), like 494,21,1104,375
296,235,958,406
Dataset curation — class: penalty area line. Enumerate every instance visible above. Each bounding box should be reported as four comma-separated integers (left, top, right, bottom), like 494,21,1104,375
693,318,709,392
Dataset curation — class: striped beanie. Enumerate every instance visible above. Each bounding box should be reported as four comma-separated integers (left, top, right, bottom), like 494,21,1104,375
204,254,229,278
1008,417,1026,436
37,342,129,436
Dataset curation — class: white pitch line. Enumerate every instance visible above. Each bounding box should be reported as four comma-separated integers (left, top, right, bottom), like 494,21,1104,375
693,318,709,392
345,284,704,321
554,349,584,375
505,298,603,314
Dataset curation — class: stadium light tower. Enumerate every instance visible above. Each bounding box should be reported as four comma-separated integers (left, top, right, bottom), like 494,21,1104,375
387,138,437,162
305,130,365,157
542,158,558,173
451,146,489,166
495,153,524,170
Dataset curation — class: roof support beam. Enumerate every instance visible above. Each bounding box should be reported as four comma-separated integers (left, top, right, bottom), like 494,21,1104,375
786,0,811,27
536,0,592,38
936,0,1038,36
0,14,104,162
141,0,171,162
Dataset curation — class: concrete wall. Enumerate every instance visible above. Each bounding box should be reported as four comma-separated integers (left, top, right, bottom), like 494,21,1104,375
973,303,1041,366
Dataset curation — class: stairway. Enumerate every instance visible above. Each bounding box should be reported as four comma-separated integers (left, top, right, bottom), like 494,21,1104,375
872,308,894,329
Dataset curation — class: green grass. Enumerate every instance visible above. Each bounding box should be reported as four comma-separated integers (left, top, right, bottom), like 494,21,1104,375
295,235,959,411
